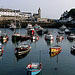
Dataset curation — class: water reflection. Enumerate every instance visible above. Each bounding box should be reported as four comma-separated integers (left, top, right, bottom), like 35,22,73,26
45,39,53,46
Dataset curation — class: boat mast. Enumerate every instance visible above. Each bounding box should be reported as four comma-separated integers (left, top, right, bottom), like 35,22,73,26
39,49,41,63
14,10,16,33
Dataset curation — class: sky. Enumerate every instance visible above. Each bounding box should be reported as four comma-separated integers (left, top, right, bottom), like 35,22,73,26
0,0,75,19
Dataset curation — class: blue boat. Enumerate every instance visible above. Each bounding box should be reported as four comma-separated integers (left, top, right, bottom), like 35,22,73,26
26,62,42,75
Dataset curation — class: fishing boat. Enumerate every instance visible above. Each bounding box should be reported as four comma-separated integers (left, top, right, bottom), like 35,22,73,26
44,29,49,34
49,49,61,57
70,45,75,55
59,25,66,31
50,45,62,53
15,43,31,55
34,24,44,35
12,32,21,41
26,24,33,30
0,33,9,43
71,45,75,52
56,35,64,42
45,32,53,41
30,34,39,41
0,43,4,56
27,28,35,36
65,28,71,34
26,62,42,75
67,33,75,40
58,30,64,34
15,50,30,61
20,35,30,41
9,22,16,30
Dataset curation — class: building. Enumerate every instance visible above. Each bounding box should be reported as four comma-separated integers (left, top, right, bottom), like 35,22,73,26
0,8,20,17
33,8,41,21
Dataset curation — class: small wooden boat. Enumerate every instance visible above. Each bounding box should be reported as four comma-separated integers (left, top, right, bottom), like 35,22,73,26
34,24,44,35
15,50,30,61
58,30,64,34
20,35,30,41
56,35,64,42
0,33,9,43
9,22,16,30
71,45,75,52
50,45,62,53
70,46,75,55
30,35,39,41
27,28,35,36
15,43,31,55
44,29,49,34
26,24,33,30
45,33,53,41
67,34,75,40
26,62,42,75
65,28,71,34
12,32,21,41
59,25,66,31
0,43,4,56
49,50,61,57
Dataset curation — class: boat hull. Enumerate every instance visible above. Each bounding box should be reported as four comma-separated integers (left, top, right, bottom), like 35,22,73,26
27,68,41,75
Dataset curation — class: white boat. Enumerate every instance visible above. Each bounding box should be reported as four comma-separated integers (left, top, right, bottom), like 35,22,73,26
67,34,75,40
65,28,71,34
26,24,33,30
71,46,75,55
9,22,16,30
45,33,53,40
59,25,66,31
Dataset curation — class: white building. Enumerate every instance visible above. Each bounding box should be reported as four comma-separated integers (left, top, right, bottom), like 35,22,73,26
0,8,20,17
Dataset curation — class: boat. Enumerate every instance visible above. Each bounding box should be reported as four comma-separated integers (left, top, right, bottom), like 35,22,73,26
44,29,49,34
15,50,30,61
58,30,64,34
20,35,30,41
34,24,44,35
27,28,35,36
30,34,39,41
70,45,75,55
0,33,9,43
12,32,21,41
26,62,42,75
59,25,66,31
71,45,75,52
56,35,64,42
9,22,16,30
69,28,75,32
44,32,53,41
0,43,4,56
65,28,71,34
49,49,61,57
15,43,31,55
49,45,62,53
67,33,75,40
26,24,33,30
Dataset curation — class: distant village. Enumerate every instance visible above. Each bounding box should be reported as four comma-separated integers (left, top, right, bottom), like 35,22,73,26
0,8,53,23
0,8,75,28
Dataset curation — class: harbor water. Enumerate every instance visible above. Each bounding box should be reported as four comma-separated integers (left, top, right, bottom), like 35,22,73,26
0,28,75,75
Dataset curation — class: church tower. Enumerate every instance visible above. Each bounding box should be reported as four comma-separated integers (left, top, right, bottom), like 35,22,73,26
38,8,41,18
